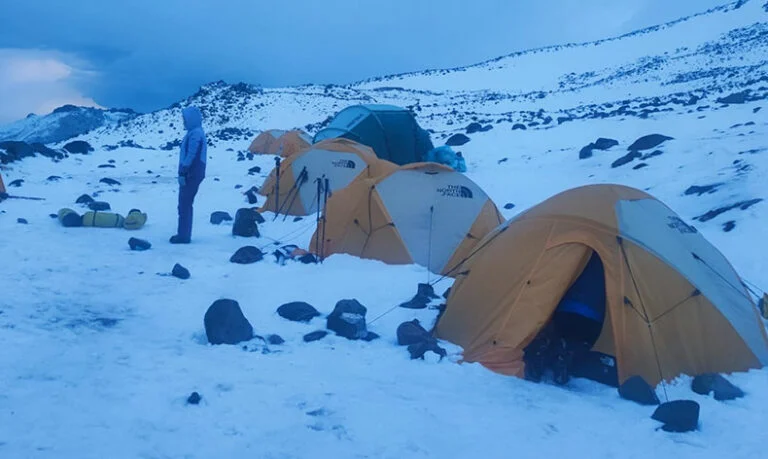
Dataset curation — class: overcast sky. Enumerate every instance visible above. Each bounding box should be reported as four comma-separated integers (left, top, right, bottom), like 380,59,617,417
0,0,727,123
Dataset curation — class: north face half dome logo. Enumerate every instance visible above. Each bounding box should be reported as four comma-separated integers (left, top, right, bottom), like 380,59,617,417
437,185,474,199
331,159,356,169
667,216,697,234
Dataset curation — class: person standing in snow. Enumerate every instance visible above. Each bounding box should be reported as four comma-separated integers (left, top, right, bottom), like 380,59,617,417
170,106,207,244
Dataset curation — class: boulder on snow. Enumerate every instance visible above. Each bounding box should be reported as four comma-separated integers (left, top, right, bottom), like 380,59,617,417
88,201,111,211
466,122,483,134
229,246,264,264
593,138,619,150
407,340,447,360
210,211,233,225
691,374,745,401
128,237,151,251
63,140,94,154
0,141,34,163
651,400,700,433
611,152,641,168
327,299,368,340
245,186,259,204
248,166,261,175
303,330,328,342
618,376,660,405
17,218,28,224
504,203,515,210
445,133,471,147
99,178,121,186
512,123,527,131
232,208,261,237
399,283,438,309
172,263,190,280
76,194,95,205
627,134,673,151
277,302,321,323
204,299,254,345
186,392,202,405
47,175,62,182
8,179,23,187
396,319,432,346
267,334,285,345
716,91,749,105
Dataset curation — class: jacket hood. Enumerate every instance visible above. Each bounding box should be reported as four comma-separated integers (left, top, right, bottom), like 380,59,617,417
182,106,203,131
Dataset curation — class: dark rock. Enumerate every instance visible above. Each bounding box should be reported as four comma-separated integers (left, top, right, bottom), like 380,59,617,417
684,184,722,196
695,199,763,222
210,211,233,225
248,166,262,175
292,216,302,222
232,208,261,237
49,213,57,218
618,376,660,405
504,203,515,210
512,124,527,131
99,178,121,186
0,141,34,163
579,145,594,159
691,373,745,401
230,246,264,264
245,187,259,205
63,140,94,154
47,175,62,182
9,179,23,187
98,164,116,168
593,138,619,150
627,134,673,151
418,283,439,299
466,122,483,134
611,152,641,168
187,392,202,405
443,287,452,299
267,334,285,345
234,184,243,189
497,158,508,164
722,221,736,232
399,296,429,309
129,238,151,251
641,150,664,160
362,332,380,342
397,319,431,346
633,163,648,170
204,299,254,345
754,107,762,114
88,201,111,211
716,91,748,105
246,153,254,161
480,124,494,132
303,330,328,342
407,340,447,360
446,134,470,146
327,299,368,340
652,400,700,433
172,263,190,280
277,302,320,323
75,194,94,205
17,218,28,224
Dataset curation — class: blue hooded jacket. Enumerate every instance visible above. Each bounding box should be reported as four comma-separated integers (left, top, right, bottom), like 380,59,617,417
179,106,207,180
556,252,606,322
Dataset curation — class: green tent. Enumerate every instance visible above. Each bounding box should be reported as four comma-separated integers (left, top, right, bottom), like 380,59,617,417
313,104,434,165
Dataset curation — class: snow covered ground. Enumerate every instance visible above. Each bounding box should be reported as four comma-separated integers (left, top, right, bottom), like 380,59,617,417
1,1,767,458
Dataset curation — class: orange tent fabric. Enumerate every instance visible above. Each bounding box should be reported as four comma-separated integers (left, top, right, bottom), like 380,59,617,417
436,184,768,385
247,129,311,157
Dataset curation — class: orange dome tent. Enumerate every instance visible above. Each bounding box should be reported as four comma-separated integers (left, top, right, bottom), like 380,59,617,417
247,129,312,157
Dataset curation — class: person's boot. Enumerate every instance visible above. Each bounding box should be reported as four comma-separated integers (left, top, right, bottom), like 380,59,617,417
169,235,190,244
552,338,571,385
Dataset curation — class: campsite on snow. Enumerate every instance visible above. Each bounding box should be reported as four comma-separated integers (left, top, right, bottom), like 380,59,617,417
1,1,768,458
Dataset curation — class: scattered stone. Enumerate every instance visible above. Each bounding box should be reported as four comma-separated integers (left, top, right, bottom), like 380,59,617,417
618,376,660,405
651,400,700,433
99,178,121,186
716,91,749,105
277,302,321,323
512,123,527,131
627,134,673,151
230,246,264,264
98,164,116,168
234,184,243,190
210,211,233,225
611,152,641,168
445,133,470,147
232,208,261,237
63,140,94,154
443,287,452,299
407,340,447,360
397,319,431,346
684,184,722,196
248,166,261,175
722,221,736,232
9,179,23,187
504,203,515,210
267,334,285,345
579,145,594,159
362,332,380,342
497,158,508,164
17,218,28,224
633,163,648,170
172,263,190,280
88,201,111,211
418,283,439,299
47,175,62,182
327,299,368,340
245,186,259,204
292,216,302,222
695,199,763,222
641,150,664,160
49,213,57,218
128,237,152,251
593,138,619,150
466,122,483,134
204,299,254,345
753,107,762,114
691,373,745,401
187,392,202,405
303,330,328,342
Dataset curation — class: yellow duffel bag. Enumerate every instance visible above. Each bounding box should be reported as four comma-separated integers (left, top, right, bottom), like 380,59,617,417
123,209,148,230
82,211,125,228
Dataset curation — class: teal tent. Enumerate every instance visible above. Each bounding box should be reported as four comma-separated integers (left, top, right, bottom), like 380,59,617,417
313,104,434,165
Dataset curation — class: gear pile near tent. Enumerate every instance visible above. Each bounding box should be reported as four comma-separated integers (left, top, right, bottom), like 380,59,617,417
310,163,502,275
248,129,312,157
435,184,768,385
313,104,434,166
258,138,397,216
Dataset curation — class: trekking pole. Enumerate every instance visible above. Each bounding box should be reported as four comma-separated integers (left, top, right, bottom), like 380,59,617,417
274,156,281,215
314,177,322,260
320,177,330,263
273,167,306,221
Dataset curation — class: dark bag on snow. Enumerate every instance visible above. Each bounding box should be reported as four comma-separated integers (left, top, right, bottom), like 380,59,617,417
232,208,261,238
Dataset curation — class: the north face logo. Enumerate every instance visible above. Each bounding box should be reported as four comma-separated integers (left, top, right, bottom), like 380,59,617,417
437,185,473,199
667,216,697,234
331,159,356,169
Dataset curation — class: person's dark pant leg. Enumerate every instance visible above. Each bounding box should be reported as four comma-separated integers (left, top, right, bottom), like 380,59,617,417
177,177,202,241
